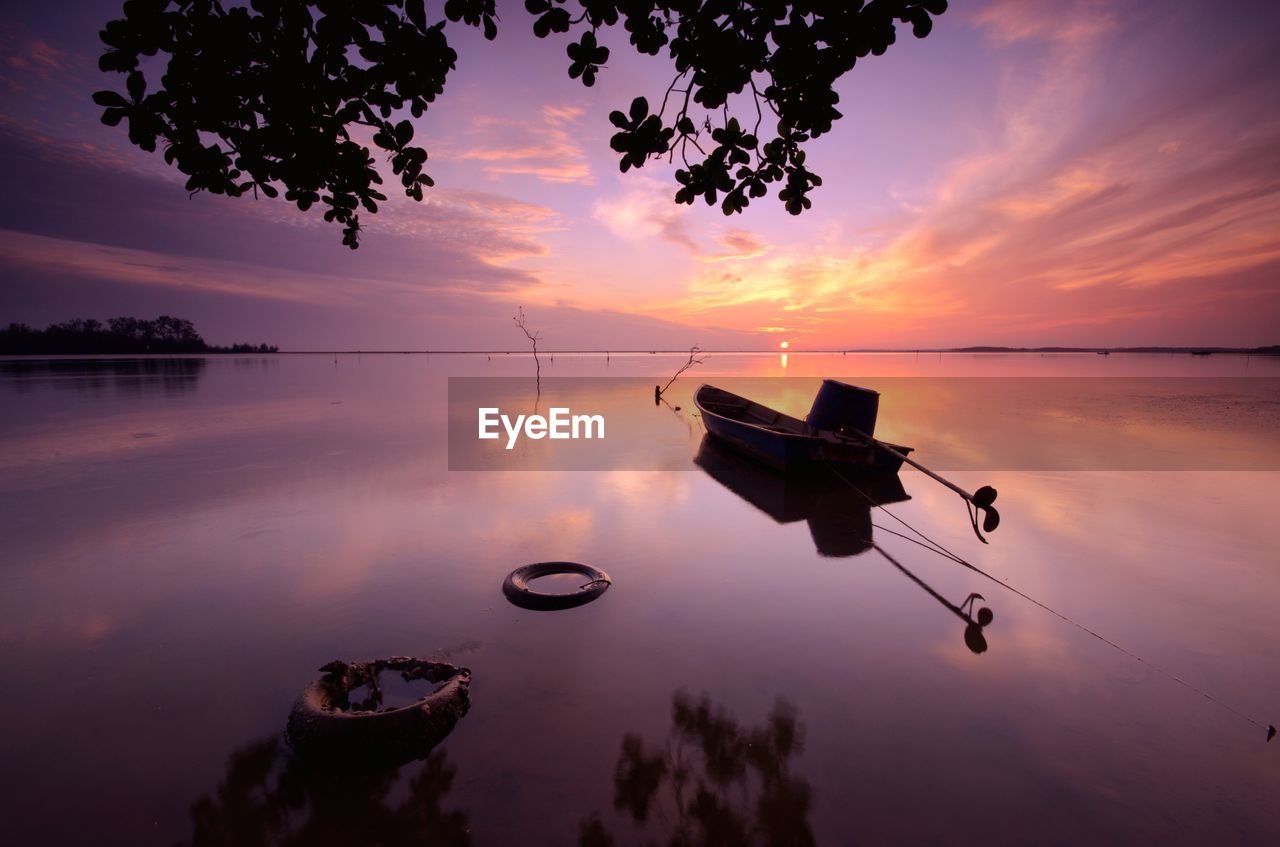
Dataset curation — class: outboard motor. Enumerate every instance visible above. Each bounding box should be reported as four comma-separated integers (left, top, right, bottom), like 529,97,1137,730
806,379,879,436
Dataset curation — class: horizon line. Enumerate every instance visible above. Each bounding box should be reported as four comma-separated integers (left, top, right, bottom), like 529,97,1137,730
5,346,1279,358
166,344,1280,356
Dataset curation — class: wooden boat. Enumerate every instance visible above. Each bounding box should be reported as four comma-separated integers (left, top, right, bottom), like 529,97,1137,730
694,384,912,473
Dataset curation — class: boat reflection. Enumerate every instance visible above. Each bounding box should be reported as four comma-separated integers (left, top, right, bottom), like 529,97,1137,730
177,734,469,846
579,691,813,846
695,436,994,653
875,543,996,655
694,435,909,557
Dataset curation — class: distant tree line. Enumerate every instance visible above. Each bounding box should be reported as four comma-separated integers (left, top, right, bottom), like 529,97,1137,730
0,317,277,355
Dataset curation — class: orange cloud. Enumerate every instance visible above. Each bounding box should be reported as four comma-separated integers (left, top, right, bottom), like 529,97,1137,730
600,0,1280,347
697,229,773,262
652,115,1280,344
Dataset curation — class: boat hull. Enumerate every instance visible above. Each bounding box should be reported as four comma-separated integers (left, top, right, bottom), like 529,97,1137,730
695,384,910,474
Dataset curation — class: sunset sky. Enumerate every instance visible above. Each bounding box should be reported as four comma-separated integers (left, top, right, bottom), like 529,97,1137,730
1,0,1278,349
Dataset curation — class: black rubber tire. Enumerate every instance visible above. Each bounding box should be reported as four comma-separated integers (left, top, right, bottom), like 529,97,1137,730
502,561,612,610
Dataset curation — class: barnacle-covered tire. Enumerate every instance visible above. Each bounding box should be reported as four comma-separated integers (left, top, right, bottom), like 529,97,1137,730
502,562,612,610
286,657,470,769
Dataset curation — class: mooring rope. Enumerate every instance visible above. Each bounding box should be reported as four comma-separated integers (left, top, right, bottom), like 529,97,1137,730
822,461,1276,741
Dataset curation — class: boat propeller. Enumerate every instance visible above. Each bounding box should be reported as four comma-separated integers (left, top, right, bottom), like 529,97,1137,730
867,432,1002,543
961,485,999,541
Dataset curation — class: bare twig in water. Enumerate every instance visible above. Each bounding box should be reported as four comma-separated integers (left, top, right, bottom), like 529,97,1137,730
657,393,698,437
656,345,705,402
513,306,542,393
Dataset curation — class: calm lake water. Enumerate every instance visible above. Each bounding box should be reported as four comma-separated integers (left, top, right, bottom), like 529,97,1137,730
2,352,1278,845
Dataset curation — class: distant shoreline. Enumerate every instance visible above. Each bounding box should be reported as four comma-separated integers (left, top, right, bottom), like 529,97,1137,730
223,345,1280,355
3,346,1277,357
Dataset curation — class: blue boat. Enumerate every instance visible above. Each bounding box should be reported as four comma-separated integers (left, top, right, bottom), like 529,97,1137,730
694,382,912,474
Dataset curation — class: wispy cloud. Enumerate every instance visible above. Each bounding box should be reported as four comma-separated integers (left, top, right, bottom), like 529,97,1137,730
5,38,66,73
0,228,540,304
541,104,585,125
592,179,775,264
0,122,565,293
457,105,592,184
0,26,83,98
593,176,697,251
970,0,1116,47
366,187,563,262
697,229,773,262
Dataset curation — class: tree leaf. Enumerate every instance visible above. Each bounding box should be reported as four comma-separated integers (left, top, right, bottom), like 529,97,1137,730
92,90,128,107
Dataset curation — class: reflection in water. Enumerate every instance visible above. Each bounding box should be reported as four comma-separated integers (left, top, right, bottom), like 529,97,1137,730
0,357,208,397
581,692,813,846
874,543,995,654
695,435,994,653
4,355,1278,843
179,734,469,846
694,436,909,557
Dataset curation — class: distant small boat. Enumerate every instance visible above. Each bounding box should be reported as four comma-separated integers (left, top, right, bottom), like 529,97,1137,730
1191,350,1213,356
695,383,911,473
1096,351,1110,355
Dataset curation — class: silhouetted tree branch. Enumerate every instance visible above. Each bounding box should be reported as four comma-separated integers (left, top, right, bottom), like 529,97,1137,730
94,1,948,247
656,345,704,402
513,306,542,391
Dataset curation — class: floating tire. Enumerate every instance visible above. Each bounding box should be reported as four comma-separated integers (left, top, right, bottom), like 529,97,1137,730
286,657,471,769
502,562,612,610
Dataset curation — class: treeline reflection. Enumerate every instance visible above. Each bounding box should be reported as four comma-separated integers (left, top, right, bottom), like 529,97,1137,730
178,735,469,847
581,692,814,846
0,358,210,397
179,690,813,847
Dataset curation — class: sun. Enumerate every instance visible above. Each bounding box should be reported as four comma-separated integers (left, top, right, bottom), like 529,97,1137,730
779,340,790,350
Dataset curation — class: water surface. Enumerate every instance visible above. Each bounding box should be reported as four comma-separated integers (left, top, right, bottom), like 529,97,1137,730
1,352,1278,844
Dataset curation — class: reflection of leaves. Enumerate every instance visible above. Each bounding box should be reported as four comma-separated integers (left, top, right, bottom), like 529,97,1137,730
182,734,469,846
578,815,616,847
613,734,668,823
592,692,814,846
673,692,750,787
